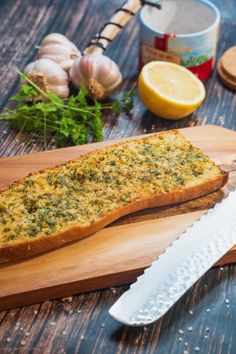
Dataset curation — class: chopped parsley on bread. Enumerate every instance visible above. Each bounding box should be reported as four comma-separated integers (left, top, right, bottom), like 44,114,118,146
0,130,228,263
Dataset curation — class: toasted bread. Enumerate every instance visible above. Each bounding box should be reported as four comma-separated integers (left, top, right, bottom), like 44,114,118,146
0,130,228,263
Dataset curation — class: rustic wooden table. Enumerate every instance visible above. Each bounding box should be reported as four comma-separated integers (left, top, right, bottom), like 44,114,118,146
0,0,235,353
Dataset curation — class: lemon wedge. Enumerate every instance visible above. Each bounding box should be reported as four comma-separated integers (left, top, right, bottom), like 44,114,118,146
138,61,206,120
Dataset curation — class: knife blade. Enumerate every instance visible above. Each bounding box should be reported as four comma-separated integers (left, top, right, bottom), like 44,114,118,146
109,190,236,326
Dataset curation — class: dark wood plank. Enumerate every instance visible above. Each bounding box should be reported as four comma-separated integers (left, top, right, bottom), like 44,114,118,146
0,0,236,353
0,265,236,353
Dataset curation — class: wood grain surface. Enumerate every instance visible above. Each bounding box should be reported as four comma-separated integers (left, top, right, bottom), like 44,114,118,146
0,0,236,353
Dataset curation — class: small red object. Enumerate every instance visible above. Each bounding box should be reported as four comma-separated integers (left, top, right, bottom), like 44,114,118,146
188,57,214,81
154,33,176,52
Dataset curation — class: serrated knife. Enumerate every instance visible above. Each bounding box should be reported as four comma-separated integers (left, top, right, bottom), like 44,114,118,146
109,190,236,326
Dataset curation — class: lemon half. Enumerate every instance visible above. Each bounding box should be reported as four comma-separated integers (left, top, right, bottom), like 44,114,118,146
138,61,206,120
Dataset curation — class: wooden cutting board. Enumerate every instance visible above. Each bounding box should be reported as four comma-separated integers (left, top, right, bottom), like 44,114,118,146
0,125,236,311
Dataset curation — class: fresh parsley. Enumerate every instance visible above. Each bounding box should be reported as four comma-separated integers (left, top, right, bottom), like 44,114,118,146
0,71,135,148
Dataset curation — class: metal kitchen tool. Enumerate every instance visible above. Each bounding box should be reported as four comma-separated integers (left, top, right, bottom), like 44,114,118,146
109,190,236,326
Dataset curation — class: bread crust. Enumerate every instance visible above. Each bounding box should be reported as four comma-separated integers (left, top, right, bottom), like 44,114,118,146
0,131,229,264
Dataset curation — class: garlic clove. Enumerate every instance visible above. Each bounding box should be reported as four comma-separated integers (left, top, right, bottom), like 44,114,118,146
70,55,92,87
61,59,77,72
41,33,78,51
38,44,79,62
39,33,81,72
39,45,70,61
24,58,69,100
69,54,122,100
96,57,122,93
48,84,69,98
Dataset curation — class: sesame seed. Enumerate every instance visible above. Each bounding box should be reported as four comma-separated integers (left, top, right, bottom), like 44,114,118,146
62,331,67,336
189,310,193,315
187,326,193,332
225,299,229,304
81,334,84,340
6,338,11,343
184,342,188,346
179,337,183,342
179,329,184,334
204,335,209,339
205,327,210,332
206,308,211,312
100,323,106,328
20,340,26,346
194,347,200,352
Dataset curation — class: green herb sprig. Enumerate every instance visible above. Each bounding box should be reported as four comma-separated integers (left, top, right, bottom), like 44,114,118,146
0,71,135,148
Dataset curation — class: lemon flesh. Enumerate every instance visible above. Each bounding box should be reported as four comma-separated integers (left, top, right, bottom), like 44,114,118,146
138,61,206,120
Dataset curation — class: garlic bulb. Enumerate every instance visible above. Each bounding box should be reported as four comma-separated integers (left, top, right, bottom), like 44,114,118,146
38,33,81,71
24,58,69,100
69,54,122,100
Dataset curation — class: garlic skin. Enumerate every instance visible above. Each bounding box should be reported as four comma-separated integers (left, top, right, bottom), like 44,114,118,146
69,54,122,100
24,58,69,100
38,33,81,72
